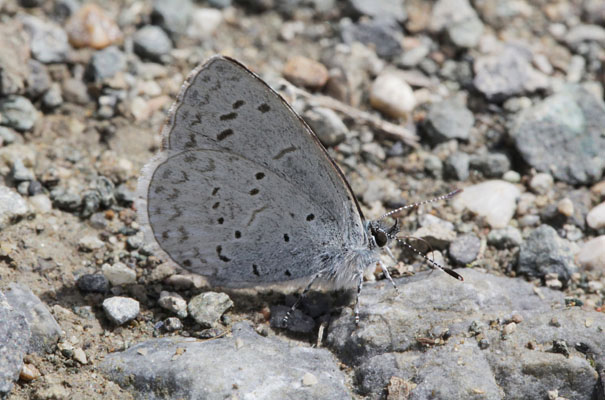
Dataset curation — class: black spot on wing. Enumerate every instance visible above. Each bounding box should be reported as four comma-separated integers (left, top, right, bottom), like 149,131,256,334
255,172,265,180
212,187,220,196
220,112,237,121
191,112,202,126
217,129,234,141
283,234,289,242
232,100,245,109
234,231,241,239
183,259,191,267
273,146,297,160
249,188,259,196
306,214,315,221
218,217,224,224
285,270,291,277
252,264,260,276
216,246,231,262
212,202,220,209
258,103,270,113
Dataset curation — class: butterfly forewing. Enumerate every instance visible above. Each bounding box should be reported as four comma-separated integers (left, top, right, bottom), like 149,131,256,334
139,56,367,287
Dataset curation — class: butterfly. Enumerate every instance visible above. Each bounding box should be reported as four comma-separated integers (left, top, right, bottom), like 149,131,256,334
137,55,463,326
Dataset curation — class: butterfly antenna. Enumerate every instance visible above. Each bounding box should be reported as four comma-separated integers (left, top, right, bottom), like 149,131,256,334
379,189,463,220
398,235,436,262
395,237,464,281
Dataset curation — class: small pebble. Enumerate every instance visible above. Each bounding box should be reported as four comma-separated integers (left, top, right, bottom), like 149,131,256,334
102,262,136,286
282,56,329,90
102,296,140,325
556,198,574,217
65,4,122,49
370,71,416,118
163,317,183,332
576,236,605,270
78,235,105,251
187,292,233,328
530,173,554,195
586,201,605,230
133,25,173,63
158,291,188,318
76,274,109,293
20,363,41,382
302,372,318,386
452,180,521,228
449,233,481,264
503,322,516,335
187,8,223,40
73,347,87,364
0,95,38,132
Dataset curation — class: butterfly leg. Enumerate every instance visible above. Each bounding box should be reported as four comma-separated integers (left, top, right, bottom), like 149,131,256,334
354,272,364,325
379,260,399,294
282,270,324,327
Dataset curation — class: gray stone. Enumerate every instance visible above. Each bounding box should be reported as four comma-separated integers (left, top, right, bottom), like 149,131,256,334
449,233,481,264
20,15,70,64
511,85,605,185
304,107,347,147
115,184,135,205
76,274,109,293
0,291,30,398
61,77,89,105
102,262,136,286
431,0,483,48
327,270,602,399
3,283,62,354
341,19,403,59
0,127,17,145
582,0,605,25
0,186,29,231
101,322,351,399
517,224,577,283
10,159,34,182
53,0,80,21
487,226,523,249
347,0,407,22
423,99,474,144
26,59,51,99
86,46,126,81
102,296,140,325
151,0,193,37
473,44,549,101
50,187,81,212
469,153,511,178
444,152,470,181
188,292,233,328
208,0,232,8
41,83,63,109
0,95,37,132
158,291,188,319
133,25,173,63
565,24,605,51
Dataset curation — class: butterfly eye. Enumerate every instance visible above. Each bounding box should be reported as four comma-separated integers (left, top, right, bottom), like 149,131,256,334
372,228,388,247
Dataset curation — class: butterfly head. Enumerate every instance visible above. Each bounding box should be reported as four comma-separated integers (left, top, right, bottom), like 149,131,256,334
367,219,400,249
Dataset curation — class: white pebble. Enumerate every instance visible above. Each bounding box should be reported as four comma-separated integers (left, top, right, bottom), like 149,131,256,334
370,71,416,118
102,262,137,286
452,180,521,228
587,201,605,230
102,296,139,325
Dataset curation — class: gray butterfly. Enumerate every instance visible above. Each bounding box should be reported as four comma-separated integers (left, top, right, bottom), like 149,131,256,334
137,56,462,325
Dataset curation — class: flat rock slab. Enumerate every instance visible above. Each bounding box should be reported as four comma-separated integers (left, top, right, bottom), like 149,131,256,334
101,322,351,400
327,269,604,399
0,291,31,398
3,283,61,354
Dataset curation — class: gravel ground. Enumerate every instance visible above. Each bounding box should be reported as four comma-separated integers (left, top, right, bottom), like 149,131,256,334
1,0,605,399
